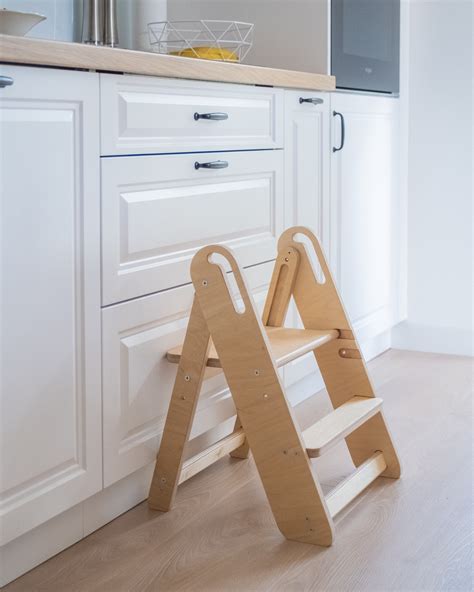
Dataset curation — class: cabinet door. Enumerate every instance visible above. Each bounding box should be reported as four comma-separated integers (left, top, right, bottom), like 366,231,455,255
283,90,330,386
102,262,273,487
330,93,400,343
0,66,101,545
101,150,284,305
284,90,330,246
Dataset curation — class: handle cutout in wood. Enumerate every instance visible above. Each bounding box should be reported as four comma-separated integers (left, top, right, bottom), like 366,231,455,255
294,232,326,284
208,252,246,315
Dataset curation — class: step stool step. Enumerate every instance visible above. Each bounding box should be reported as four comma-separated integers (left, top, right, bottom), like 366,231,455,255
303,396,383,458
325,451,387,517
167,326,339,369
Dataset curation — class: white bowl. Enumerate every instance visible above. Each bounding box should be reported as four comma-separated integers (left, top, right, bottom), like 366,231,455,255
0,9,46,36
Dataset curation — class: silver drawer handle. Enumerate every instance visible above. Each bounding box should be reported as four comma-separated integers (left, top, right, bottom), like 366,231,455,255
299,97,323,105
195,160,229,170
0,76,14,88
194,112,229,121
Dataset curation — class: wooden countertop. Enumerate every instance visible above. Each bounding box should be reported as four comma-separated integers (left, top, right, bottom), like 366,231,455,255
0,34,335,91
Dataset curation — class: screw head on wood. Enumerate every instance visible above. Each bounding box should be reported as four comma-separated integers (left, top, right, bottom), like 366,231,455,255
263,393,269,400
254,369,260,376
184,375,191,381
202,280,208,287
160,477,166,484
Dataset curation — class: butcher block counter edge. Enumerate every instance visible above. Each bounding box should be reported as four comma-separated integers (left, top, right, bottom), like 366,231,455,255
0,34,335,91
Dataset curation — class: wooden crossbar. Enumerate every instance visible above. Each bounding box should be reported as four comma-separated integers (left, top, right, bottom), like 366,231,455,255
303,396,383,457
326,452,387,517
179,429,246,484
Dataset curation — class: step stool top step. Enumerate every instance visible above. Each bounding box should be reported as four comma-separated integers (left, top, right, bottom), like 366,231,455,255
167,326,339,369
303,396,383,458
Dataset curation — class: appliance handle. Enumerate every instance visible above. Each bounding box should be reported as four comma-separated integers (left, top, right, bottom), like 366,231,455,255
332,111,345,152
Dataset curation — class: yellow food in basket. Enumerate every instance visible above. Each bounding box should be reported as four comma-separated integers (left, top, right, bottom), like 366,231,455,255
170,46,239,61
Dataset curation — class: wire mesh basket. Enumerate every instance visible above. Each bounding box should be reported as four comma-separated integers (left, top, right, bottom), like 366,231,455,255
148,20,254,63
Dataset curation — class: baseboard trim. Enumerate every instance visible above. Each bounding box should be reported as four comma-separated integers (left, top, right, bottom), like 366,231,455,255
391,321,474,357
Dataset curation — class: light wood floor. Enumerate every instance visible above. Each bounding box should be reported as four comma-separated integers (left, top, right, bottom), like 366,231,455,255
4,349,473,592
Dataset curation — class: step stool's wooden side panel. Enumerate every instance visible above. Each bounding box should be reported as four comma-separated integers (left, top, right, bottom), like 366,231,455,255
148,297,211,511
278,227,401,478
345,411,401,478
314,339,375,406
191,245,334,546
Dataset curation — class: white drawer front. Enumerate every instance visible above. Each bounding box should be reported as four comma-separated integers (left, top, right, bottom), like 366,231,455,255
100,74,283,155
102,262,273,487
102,150,284,305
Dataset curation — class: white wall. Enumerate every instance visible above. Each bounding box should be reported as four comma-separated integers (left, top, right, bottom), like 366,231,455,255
3,0,167,48
392,0,473,356
3,0,75,40
168,0,329,73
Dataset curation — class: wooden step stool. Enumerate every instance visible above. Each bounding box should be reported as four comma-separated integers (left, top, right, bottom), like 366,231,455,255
148,226,401,546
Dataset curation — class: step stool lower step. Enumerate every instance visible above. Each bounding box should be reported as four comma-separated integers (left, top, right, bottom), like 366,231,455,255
167,326,339,369
303,396,383,457
326,451,387,517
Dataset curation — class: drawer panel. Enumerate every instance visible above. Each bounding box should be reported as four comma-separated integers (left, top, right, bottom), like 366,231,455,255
102,150,284,305
102,262,273,487
100,74,284,155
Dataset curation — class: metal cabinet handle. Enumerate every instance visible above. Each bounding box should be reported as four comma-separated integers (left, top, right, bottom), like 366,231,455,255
332,110,345,152
299,97,323,105
0,76,14,88
195,160,229,170
194,112,229,121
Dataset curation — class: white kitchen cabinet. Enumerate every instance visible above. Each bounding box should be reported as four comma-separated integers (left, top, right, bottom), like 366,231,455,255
284,90,330,245
330,92,400,343
0,66,102,545
101,149,284,305
102,262,274,486
100,74,284,156
283,90,330,387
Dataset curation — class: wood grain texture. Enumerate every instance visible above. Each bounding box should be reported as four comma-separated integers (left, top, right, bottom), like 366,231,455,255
179,429,246,484
3,350,472,592
0,35,336,91
190,244,334,546
148,297,211,511
303,397,383,457
277,227,401,478
167,326,338,368
158,228,397,547
325,451,387,516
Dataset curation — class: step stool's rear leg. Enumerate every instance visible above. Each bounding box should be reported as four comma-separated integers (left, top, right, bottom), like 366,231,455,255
278,227,401,478
315,339,401,478
191,245,334,546
148,297,211,511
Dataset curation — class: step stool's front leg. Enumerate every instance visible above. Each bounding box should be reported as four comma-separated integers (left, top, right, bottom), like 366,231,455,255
148,297,211,511
191,245,335,546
